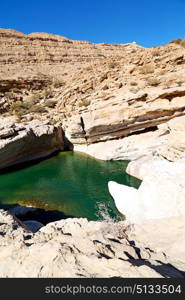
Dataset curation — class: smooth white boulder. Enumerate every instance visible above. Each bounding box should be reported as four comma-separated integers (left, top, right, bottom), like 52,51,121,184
108,181,142,223
108,159,185,223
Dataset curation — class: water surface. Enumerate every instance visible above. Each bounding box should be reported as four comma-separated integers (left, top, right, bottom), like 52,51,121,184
0,152,140,221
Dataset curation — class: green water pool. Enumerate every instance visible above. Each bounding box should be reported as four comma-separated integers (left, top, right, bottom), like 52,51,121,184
0,152,140,221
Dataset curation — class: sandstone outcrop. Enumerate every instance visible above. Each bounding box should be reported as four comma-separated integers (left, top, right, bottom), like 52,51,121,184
1,30,185,149
0,210,184,278
59,41,185,154
65,87,185,145
0,117,64,170
73,114,185,161
0,29,136,81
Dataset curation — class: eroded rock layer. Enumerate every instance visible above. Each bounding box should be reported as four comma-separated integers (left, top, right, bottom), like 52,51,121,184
1,30,185,163
0,117,64,170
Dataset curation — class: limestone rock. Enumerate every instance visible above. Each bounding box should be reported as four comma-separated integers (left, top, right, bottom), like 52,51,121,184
130,216,185,270
0,118,64,170
0,210,184,278
1,29,185,152
0,128,15,138
74,115,185,161
108,181,139,221
109,158,185,222
65,86,185,146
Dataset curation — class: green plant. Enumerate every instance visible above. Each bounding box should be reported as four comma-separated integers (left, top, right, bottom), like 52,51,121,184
9,101,31,116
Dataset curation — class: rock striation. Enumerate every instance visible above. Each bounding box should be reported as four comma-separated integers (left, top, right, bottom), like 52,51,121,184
0,116,64,170
0,29,135,78
73,114,185,161
0,210,184,278
1,30,185,164
65,87,185,145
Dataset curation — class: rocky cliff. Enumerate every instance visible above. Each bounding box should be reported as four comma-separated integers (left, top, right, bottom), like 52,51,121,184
1,29,185,164
0,29,133,81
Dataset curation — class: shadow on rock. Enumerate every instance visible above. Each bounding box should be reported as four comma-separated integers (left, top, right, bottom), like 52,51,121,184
0,203,74,225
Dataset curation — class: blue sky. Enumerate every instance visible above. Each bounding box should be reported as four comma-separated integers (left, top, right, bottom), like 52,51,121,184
0,0,185,47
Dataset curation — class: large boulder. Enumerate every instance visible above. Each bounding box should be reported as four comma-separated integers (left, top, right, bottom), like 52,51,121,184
109,159,185,222
0,118,65,170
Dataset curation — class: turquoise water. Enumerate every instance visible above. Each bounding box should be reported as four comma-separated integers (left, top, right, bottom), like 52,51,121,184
0,152,140,221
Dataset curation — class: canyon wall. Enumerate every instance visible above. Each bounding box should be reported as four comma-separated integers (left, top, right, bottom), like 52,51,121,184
1,29,185,165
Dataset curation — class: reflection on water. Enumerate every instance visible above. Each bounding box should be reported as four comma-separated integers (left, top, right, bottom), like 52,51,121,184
0,151,141,221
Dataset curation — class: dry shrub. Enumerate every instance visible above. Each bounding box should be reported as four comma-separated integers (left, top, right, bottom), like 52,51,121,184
5,91,14,99
78,99,91,107
158,69,167,75
170,39,185,48
130,81,138,86
140,63,155,74
27,94,39,104
43,88,53,99
9,101,31,116
53,79,66,88
29,105,47,113
146,77,160,86
45,99,57,108
151,47,160,56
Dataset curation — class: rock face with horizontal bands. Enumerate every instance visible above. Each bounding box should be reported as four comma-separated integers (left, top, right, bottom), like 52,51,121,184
0,117,64,170
0,29,137,81
65,87,185,145
1,30,185,163
0,210,184,278
73,114,185,161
